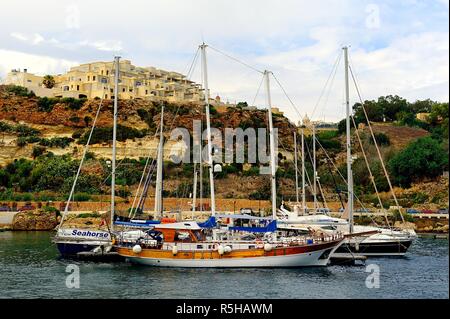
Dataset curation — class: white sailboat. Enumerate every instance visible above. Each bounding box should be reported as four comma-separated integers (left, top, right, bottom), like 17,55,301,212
53,56,122,258
276,47,416,256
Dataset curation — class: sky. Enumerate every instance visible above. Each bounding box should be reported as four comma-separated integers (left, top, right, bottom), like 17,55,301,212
0,0,448,123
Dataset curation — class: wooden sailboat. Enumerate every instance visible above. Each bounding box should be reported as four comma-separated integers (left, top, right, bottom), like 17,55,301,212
113,44,345,267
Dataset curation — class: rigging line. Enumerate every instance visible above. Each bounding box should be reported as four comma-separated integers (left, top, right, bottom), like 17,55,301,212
295,124,374,216
271,73,302,119
251,73,265,107
320,54,341,122
207,45,264,74
348,62,404,223
310,51,342,120
59,90,105,228
303,134,324,207
351,115,385,228
183,47,200,79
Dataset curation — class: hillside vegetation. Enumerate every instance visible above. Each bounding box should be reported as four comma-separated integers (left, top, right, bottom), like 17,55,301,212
0,85,448,209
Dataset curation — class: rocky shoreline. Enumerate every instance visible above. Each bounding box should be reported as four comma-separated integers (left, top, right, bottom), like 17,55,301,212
0,210,448,234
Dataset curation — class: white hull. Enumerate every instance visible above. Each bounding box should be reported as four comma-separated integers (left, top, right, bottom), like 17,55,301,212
125,246,335,268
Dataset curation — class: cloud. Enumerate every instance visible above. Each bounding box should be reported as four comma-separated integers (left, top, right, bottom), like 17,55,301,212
0,0,448,123
0,49,78,78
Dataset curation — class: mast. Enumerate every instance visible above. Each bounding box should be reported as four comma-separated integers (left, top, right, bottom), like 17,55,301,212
154,105,164,217
264,70,277,220
294,131,299,203
111,56,120,231
312,124,317,212
344,46,354,233
192,165,198,219
200,43,216,217
301,129,306,214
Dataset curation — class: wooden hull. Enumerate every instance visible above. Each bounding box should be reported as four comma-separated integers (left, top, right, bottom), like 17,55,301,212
114,240,342,268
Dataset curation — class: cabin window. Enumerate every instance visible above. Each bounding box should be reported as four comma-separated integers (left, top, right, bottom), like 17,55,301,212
174,231,191,242
196,245,203,249
249,245,255,249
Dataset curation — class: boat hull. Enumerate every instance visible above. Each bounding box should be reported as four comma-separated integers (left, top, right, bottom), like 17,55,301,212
334,238,413,256
56,241,111,256
115,240,341,268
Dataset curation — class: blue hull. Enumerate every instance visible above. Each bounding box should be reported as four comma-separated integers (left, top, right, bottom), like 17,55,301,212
56,242,100,256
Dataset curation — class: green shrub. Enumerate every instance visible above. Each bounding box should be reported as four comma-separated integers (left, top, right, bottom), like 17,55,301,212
5,85,35,97
32,146,46,158
77,212,101,218
370,132,390,146
61,97,86,110
73,192,92,201
77,125,147,145
37,97,58,112
388,136,448,187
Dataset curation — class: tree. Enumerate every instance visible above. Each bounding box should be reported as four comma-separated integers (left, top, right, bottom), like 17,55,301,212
43,75,55,89
32,146,46,158
388,136,448,187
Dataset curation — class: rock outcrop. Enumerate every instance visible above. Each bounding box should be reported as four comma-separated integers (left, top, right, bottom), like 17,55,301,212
12,211,58,230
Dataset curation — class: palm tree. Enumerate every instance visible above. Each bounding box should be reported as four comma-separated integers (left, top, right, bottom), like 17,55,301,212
43,75,55,89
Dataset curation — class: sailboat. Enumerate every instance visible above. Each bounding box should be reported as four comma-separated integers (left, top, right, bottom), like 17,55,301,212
53,56,122,258
276,47,416,256
113,43,345,267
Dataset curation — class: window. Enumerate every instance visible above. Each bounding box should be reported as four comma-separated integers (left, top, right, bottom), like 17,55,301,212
145,90,148,95
106,70,109,75
87,76,90,81
76,85,80,91
122,88,126,92
101,78,107,84
196,245,203,249
93,76,96,81
105,94,108,99
249,245,255,249
63,86,69,91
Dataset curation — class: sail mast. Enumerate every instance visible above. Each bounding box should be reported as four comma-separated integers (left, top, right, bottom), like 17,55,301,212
301,128,306,214
192,165,198,219
312,124,317,212
200,43,216,217
154,105,164,217
264,70,277,220
294,131,299,204
111,56,120,231
343,46,354,233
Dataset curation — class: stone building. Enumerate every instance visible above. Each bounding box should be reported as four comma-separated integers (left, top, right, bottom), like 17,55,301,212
3,60,205,102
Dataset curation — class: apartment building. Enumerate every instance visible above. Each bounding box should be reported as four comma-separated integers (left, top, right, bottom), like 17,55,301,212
3,60,205,102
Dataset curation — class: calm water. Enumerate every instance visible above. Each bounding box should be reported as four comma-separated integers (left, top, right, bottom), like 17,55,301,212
0,231,448,299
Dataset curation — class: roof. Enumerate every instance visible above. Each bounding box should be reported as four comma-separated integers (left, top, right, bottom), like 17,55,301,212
155,221,201,230
215,213,273,220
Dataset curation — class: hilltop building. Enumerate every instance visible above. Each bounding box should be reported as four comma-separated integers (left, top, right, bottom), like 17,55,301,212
3,60,206,103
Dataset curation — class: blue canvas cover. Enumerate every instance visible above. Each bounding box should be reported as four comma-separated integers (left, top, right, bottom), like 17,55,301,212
228,220,277,233
198,216,216,228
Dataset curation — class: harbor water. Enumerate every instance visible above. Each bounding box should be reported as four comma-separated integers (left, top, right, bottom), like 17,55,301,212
0,231,448,299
